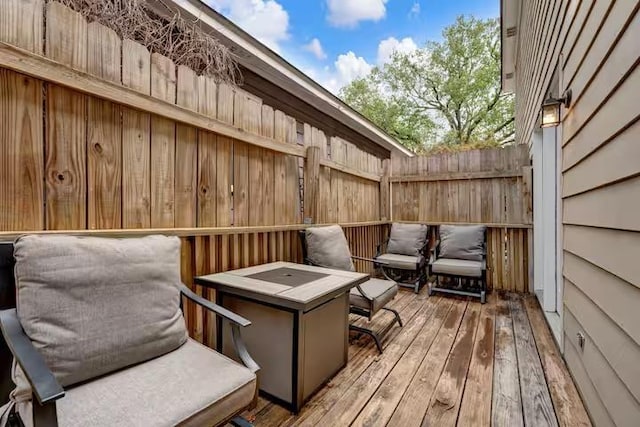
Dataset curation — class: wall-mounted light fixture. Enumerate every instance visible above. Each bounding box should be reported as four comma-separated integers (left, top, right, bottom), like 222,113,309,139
541,89,572,127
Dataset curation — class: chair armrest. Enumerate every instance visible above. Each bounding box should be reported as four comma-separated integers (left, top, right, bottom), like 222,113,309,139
179,285,259,373
351,255,385,264
0,309,64,405
180,284,250,328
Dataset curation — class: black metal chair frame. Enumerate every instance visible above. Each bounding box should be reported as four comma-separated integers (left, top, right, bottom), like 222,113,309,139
0,242,259,427
298,231,402,354
427,228,488,304
375,237,430,294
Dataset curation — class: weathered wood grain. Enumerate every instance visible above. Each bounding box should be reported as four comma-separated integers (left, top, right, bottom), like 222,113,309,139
524,296,592,427
492,294,524,427
0,0,44,232
44,2,87,230
0,69,44,231
122,39,151,228
87,22,121,229
510,294,559,427
423,300,480,426
175,65,198,227
313,296,441,427
388,300,466,427
352,299,453,426
197,75,218,227
457,294,496,427
150,53,176,227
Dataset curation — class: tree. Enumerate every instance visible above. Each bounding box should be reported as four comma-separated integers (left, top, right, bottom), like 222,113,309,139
340,16,514,151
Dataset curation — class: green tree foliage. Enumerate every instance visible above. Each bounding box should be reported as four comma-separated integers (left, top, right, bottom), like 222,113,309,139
340,16,514,152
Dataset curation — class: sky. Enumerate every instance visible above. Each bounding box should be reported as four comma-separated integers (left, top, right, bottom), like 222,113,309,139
205,0,499,94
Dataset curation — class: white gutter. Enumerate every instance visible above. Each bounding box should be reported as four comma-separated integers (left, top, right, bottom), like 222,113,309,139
162,0,414,157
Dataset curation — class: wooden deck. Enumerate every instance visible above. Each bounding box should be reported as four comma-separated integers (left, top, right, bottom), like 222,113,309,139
241,290,592,427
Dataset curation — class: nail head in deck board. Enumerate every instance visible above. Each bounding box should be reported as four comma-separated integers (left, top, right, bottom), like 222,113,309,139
492,294,524,427
457,294,496,427
387,300,467,427
524,296,592,427
509,294,559,427
352,299,454,427
121,39,151,229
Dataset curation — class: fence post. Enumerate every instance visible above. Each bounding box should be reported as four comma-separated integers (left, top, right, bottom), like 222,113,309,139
304,146,320,224
380,159,390,221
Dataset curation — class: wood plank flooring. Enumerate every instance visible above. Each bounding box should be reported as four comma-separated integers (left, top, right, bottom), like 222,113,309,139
242,291,591,427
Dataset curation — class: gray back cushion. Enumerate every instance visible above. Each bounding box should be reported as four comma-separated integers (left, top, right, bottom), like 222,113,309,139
387,223,429,256
439,225,486,261
305,225,355,271
14,235,187,387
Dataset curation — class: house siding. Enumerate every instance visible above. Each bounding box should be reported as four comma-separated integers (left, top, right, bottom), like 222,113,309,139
514,0,640,425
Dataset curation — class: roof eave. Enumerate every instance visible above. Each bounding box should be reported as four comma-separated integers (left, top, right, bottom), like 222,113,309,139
158,0,415,157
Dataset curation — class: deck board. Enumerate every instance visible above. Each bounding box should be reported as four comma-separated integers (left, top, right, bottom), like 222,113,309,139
244,291,591,427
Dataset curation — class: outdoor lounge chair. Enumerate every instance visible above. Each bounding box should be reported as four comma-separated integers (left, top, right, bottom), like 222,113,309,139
428,225,488,303
0,235,259,427
299,225,402,354
373,223,430,293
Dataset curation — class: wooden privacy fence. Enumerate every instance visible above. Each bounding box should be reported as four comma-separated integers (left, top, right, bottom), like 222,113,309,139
0,0,392,345
0,1,534,345
391,145,533,292
0,0,383,232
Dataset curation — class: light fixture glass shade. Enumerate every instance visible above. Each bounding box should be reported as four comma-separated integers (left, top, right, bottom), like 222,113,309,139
541,102,560,127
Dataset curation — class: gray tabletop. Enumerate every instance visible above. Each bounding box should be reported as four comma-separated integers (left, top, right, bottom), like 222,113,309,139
195,262,369,311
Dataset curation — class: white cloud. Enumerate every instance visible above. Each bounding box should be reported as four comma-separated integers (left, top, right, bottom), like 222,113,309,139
206,0,289,52
326,0,388,28
409,2,421,18
377,36,418,65
303,38,327,60
320,52,372,94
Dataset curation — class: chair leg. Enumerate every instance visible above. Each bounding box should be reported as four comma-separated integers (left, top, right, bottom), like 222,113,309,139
230,416,254,427
382,307,403,327
350,324,383,354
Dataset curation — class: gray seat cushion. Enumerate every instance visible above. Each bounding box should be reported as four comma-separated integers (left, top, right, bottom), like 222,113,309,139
386,223,429,256
350,278,398,314
375,253,425,270
13,339,257,427
431,258,483,277
305,225,355,271
438,225,486,262
13,234,187,387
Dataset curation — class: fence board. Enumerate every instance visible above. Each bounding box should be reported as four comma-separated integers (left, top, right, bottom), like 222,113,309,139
122,39,151,228
197,75,217,227
175,66,198,227
0,0,44,231
0,69,44,231
87,22,121,229
261,106,276,227
150,53,176,227
45,2,87,230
